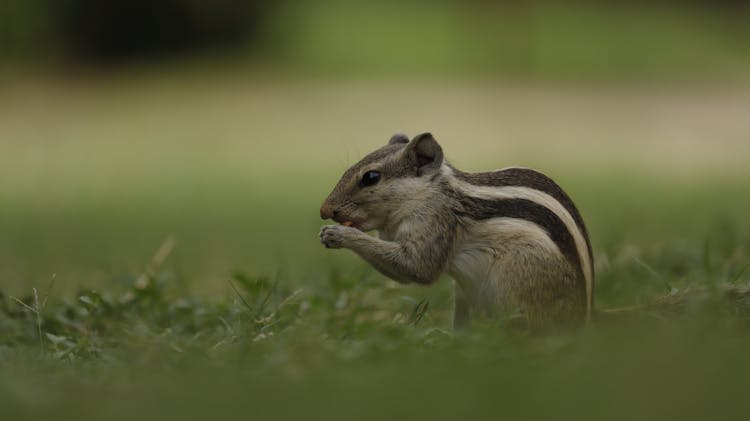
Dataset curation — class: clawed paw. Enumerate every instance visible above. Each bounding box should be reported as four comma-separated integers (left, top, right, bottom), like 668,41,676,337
319,225,352,249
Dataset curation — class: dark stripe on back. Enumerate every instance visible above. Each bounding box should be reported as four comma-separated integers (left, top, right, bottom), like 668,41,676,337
452,166,593,272
456,196,585,281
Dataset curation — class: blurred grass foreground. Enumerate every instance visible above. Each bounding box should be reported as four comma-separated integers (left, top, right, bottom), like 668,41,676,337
2,1,750,421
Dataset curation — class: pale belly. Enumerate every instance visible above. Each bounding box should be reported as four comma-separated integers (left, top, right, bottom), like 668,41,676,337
447,217,582,322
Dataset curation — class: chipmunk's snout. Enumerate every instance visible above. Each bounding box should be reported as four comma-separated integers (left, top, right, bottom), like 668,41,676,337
321,202,351,224
320,202,336,220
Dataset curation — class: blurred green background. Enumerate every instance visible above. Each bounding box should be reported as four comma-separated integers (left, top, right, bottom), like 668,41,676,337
1,0,748,293
3,0,750,79
1,1,750,420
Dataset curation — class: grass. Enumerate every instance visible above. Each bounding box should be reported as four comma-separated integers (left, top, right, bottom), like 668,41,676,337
2,232,750,420
1,76,750,420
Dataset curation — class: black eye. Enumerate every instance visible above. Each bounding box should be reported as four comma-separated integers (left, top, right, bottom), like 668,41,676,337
361,170,381,187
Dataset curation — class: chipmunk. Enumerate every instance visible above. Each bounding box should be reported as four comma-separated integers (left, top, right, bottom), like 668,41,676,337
319,133,593,328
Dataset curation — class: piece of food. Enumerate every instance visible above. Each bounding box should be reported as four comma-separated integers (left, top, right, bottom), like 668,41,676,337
342,221,354,227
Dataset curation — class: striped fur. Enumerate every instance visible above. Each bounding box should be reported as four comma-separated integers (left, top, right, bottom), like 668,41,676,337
320,133,594,327
446,166,594,318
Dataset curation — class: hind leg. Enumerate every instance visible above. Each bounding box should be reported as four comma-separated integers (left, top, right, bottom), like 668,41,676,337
495,249,586,328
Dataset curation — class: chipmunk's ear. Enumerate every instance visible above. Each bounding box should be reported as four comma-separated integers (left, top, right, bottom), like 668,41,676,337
406,132,443,176
388,133,409,145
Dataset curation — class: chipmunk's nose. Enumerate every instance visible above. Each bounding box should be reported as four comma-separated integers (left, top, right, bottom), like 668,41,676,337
320,203,336,220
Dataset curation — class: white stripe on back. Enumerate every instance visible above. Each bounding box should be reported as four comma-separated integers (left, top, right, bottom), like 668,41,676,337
447,171,593,315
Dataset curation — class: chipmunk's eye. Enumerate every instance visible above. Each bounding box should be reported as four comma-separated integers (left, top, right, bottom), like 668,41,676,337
361,170,381,187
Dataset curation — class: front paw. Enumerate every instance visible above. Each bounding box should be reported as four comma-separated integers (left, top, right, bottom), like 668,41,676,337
319,225,355,249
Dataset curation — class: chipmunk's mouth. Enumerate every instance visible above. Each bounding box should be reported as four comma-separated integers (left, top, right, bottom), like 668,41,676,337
339,220,370,232
340,220,362,231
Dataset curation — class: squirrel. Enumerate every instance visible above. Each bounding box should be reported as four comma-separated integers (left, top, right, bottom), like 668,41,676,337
319,132,594,328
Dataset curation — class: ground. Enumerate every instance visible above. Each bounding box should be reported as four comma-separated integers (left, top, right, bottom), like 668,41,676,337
1,76,749,420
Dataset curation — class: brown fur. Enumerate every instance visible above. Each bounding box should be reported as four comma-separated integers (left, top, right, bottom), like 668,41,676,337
319,133,592,328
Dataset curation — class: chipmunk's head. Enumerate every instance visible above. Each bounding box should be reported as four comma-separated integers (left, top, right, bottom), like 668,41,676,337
320,132,444,231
